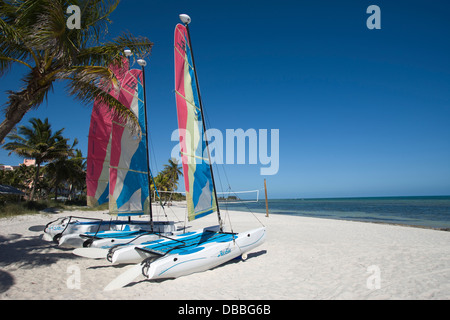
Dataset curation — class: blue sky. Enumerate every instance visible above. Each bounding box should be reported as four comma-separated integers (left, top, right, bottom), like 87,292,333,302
1,0,449,199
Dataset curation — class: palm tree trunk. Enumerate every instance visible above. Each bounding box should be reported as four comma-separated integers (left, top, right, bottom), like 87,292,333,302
0,100,33,144
0,71,53,143
54,184,58,201
30,163,41,201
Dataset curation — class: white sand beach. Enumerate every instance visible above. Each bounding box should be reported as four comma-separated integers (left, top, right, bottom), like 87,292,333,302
0,205,449,300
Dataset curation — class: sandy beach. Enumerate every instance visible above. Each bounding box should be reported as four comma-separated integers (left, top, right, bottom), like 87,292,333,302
0,204,449,300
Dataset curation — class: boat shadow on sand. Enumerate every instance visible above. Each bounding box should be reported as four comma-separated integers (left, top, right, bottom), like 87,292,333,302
123,249,268,289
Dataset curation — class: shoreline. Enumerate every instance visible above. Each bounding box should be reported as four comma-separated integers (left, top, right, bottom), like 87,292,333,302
272,214,450,233
1,207,449,299
357,220,450,232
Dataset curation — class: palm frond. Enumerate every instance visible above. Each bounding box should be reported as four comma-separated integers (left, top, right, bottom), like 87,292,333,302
30,2,66,48
58,65,116,87
13,0,51,29
0,17,33,75
0,16,23,44
4,68,54,115
77,32,153,67
0,0,19,22
77,0,121,47
65,75,139,131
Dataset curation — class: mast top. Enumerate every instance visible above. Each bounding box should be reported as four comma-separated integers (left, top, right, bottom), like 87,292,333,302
137,59,147,67
179,14,191,25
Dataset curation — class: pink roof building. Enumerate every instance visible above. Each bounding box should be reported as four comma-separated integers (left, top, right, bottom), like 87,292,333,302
23,159,36,167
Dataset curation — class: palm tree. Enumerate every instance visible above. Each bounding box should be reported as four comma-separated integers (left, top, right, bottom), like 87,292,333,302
151,173,171,202
0,0,153,143
0,163,34,191
2,117,73,200
44,136,80,200
162,158,183,191
66,149,87,200
45,150,85,201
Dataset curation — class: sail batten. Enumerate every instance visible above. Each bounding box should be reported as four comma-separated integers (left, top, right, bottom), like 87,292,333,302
174,24,217,221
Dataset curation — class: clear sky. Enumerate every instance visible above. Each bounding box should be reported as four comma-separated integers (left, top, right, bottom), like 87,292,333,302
1,0,449,199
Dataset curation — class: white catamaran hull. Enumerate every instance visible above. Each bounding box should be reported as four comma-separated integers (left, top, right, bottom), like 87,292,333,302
43,217,108,243
110,225,221,265
59,229,155,249
104,227,266,290
87,233,159,249
46,217,175,248
72,233,164,260
146,227,266,280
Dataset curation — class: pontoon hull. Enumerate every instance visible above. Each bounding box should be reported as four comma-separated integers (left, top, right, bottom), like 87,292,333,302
145,227,266,280
44,216,175,248
110,225,221,265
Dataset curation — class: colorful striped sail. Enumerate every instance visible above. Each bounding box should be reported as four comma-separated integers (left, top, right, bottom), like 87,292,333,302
109,68,150,217
86,98,113,207
87,59,150,217
174,24,217,221
86,60,128,207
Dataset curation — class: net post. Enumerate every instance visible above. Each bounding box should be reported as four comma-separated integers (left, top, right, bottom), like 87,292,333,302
264,179,269,217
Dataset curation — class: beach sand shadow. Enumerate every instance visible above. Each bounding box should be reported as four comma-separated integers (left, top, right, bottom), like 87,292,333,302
243,250,267,260
28,225,46,232
124,249,268,289
0,270,14,294
0,234,79,269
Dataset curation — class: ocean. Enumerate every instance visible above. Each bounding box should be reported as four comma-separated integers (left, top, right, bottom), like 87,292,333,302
220,196,450,230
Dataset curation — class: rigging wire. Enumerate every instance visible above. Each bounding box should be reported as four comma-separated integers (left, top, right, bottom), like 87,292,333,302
201,101,266,230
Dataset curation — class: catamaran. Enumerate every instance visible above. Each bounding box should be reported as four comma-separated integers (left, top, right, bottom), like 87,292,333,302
43,55,175,248
103,14,266,291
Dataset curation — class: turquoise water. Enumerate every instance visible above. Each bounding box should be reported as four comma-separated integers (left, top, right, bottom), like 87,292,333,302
220,196,450,230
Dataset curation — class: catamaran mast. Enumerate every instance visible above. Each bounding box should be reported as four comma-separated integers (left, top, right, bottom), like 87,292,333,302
179,14,224,231
137,58,154,231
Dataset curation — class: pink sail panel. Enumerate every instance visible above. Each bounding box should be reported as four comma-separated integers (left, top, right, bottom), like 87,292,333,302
174,24,190,195
86,99,113,207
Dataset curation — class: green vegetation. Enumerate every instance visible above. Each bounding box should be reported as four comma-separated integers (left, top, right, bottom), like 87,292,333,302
0,200,60,218
151,158,185,203
3,118,79,200
2,117,85,201
0,198,107,218
0,118,184,217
